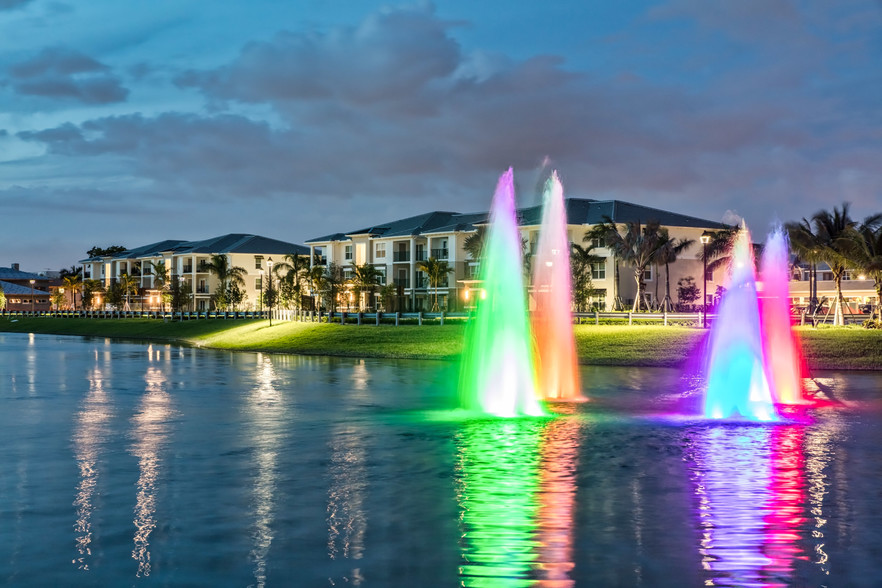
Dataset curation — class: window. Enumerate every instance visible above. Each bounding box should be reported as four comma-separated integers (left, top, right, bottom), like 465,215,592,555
376,243,386,259
255,256,263,269
344,245,353,261
255,277,262,291
590,237,605,248
376,268,386,285
591,262,606,280
643,266,653,281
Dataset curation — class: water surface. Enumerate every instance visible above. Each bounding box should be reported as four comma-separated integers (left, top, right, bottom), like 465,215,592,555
1,333,881,586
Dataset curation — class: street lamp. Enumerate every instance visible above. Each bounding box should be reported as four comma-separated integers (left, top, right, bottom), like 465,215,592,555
266,257,273,326
700,231,711,328
259,268,264,317
29,279,35,313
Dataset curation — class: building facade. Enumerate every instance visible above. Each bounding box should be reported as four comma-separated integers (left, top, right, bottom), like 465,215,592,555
0,265,51,311
305,199,727,312
79,234,309,311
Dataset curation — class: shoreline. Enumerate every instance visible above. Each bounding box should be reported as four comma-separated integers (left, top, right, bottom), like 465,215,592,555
1,317,880,371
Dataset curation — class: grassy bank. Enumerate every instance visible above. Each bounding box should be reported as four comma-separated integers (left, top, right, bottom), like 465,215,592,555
1,317,880,370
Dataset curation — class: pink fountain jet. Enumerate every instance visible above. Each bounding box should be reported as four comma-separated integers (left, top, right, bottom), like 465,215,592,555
531,172,584,402
758,227,807,405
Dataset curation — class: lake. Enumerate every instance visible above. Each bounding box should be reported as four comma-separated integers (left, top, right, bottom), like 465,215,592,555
1,332,881,586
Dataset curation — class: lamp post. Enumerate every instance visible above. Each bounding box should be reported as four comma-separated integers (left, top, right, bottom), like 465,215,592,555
700,231,711,328
267,257,274,326
259,268,264,317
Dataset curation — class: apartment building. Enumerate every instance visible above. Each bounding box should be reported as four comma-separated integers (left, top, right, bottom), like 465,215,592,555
79,234,308,311
0,265,51,311
306,199,727,312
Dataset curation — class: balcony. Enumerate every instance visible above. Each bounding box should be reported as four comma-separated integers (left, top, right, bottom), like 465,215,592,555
415,250,428,262
415,276,428,289
196,286,210,294
393,252,410,262
182,265,193,273
430,248,448,260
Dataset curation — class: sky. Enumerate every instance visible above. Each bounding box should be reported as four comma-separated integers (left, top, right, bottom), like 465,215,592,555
1,0,881,272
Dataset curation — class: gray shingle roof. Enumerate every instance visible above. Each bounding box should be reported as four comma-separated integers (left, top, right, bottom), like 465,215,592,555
0,280,49,295
0,267,47,281
306,198,727,242
80,234,308,262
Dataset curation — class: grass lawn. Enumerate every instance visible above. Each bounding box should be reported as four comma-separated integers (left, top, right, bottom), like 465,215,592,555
1,317,880,370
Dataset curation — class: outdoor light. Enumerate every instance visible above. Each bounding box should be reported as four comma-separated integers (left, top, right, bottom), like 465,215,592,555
259,268,264,317
700,231,711,329
859,274,866,281
464,289,469,300
480,289,487,300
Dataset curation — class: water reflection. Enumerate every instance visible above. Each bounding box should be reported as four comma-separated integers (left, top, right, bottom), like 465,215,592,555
327,424,367,586
130,365,173,577
688,425,809,586
455,419,543,588
72,366,113,570
536,418,580,587
247,354,286,588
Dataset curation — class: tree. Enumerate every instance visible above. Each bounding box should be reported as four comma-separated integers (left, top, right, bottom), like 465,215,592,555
696,227,740,276
417,257,453,311
167,274,192,315
202,254,247,311
585,218,667,312
59,265,81,278
82,279,104,309
677,276,700,308
105,282,124,309
306,265,327,311
51,289,65,310
378,282,398,312
146,261,169,312
228,282,246,311
323,263,346,313
62,274,83,310
787,204,859,325
842,216,882,316
463,226,486,262
273,253,310,310
656,230,696,311
87,245,127,258
118,272,140,311
570,243,603,312
349,263,382,311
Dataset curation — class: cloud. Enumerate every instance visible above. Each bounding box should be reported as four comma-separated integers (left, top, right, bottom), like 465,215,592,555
5,46,128,104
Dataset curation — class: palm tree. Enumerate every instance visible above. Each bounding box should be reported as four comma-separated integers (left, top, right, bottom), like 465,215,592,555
463,226,486,262
378,281,398,312
202,254,247,311
585,218,667,312
787,204,859,325
656,230,696,311
118,272,140,311
570,243,604,312
62,274,82,310
842,216,882,316
306,264,327,311
417,257,453,311
323,263,346,313
82,279,104,309
273,253,311,310
349,263,382,311
146,260,169,312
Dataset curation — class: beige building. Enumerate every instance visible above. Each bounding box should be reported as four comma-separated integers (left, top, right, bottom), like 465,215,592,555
79,234,308,311
306,199,728,312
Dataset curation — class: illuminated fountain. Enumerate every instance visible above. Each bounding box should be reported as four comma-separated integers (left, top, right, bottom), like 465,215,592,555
759,227,806,405
459,169,545,417
704,225,777,421
531,172,583,402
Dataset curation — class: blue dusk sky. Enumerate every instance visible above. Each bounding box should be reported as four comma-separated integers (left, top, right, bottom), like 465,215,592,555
1,0,880,271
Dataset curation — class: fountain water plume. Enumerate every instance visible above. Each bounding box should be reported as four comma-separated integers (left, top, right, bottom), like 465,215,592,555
759,227,806,405
531,171,583,401
704,224,777,421
459,168,546,417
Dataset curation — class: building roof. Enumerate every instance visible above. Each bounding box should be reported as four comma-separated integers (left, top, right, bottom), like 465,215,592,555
305,198,727,243
0,267,48,282
0,280,50,295
80,234,308,262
